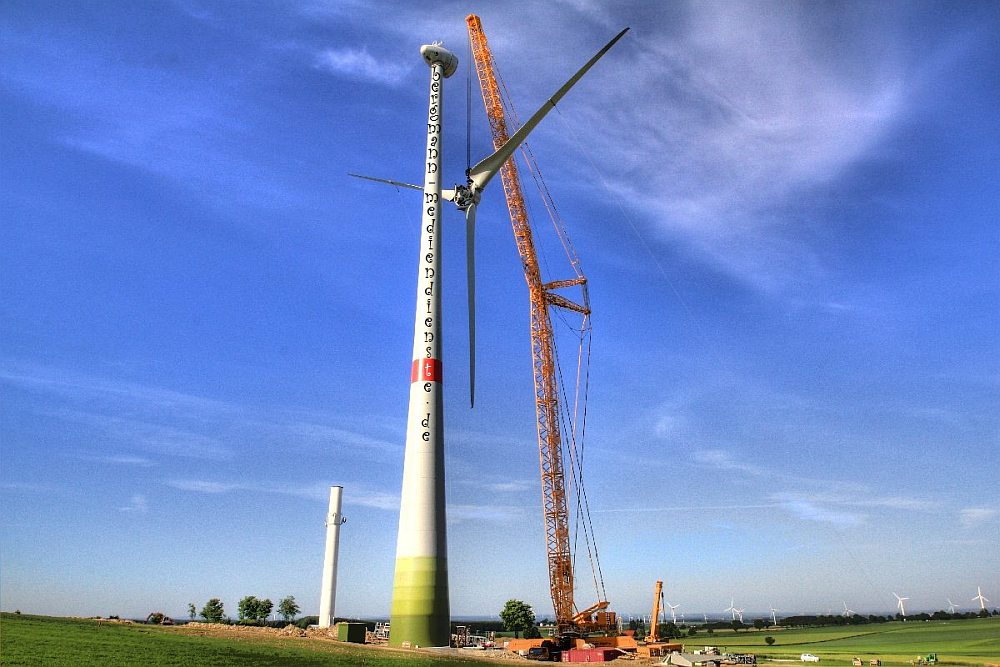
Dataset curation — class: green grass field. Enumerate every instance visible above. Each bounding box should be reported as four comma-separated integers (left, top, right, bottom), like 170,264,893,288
687,617,1000,666
0,614,495,667
1,613,997,666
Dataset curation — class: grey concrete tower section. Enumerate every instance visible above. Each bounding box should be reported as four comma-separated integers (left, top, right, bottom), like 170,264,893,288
318,485,345,628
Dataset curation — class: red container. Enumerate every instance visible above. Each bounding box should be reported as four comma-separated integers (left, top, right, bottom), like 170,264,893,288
564,647,619,663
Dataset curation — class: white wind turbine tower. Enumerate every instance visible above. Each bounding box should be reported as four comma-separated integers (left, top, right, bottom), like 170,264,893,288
843,601,855,617
735,608,745,623
770,605,778,626
894,593,909,618
973,586,989,610
947,599,959,613
667,602,680,624
725,599,737,621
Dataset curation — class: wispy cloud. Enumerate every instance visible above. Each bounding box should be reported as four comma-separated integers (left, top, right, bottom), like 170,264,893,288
167,479,242,494
686,446,940,526
959,507,999,528
119,494,149,514
460,479,534,494
1,361,400,464
165,477,399,509
528,2,922,291
448,503,523,524
164,476,526,524
91,454,158,468
314,47,411,86
776,499,864,526
691,449,765,475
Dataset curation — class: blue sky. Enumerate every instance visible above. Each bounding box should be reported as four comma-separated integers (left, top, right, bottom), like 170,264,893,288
2,0,997,622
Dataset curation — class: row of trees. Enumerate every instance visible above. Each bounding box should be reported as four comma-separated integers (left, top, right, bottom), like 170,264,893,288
496,605,998,639
781,608,994,627
192,596,301,624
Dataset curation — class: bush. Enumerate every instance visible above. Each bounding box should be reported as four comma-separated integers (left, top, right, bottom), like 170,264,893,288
765,636,775,646
295,616,319,629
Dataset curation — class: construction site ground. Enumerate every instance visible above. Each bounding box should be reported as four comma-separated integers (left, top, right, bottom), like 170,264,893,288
173,622,703,664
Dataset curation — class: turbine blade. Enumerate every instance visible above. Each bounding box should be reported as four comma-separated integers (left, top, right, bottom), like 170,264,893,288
348,174,456,202
465,203,477,408
467,26,630,193
347,173,421,190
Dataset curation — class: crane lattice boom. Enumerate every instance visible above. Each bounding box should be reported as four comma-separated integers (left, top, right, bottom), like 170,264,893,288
466,14,598,632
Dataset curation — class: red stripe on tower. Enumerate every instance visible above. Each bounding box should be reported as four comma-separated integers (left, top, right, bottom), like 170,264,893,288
410,358,442,383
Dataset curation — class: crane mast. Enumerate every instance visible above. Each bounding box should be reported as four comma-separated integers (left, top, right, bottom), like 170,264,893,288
646,580,664,643
466,14,595,632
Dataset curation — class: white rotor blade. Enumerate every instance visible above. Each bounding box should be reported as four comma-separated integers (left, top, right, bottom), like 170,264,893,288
466,203,477,408
467,26,629,193
347,173,421,190
348,173,456,202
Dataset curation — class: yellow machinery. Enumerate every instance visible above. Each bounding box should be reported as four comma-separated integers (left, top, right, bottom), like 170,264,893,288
646,580,665,642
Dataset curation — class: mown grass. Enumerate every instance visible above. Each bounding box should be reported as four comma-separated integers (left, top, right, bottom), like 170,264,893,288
2,613,997,666
688,617,1000,666
0,614,496,667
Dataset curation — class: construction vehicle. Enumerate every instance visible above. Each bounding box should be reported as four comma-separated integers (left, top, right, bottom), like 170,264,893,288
466,17,630,652
636,580,683,657
467,15,635,658
526,641,562,662
145,612,174,625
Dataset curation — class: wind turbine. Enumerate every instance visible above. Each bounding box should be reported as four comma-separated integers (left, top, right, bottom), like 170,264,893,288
947,599,958,613
735,608,745,623
770,606,778,626
667,602,680,624
381,27,628,649
973,586,989,610
725,599,737,621
893,592,909,618
843,601,855,617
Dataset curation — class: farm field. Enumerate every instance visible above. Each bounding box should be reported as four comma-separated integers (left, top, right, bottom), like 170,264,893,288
1,613,997,666
690,617,1000,666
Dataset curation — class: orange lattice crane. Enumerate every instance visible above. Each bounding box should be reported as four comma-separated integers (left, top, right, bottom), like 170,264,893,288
465,14,622,633
646,580,665,643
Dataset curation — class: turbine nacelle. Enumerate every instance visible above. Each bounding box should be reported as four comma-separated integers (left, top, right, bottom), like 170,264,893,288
420,43,458,77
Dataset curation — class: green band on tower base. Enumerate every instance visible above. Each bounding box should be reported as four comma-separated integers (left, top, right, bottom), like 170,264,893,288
389,556,450,648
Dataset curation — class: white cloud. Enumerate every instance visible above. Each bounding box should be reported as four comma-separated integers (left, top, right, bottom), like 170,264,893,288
167,480,241,494
448,503,523,524
960,507,999,528
461,479,534,493
778,499,864,526
691,449,763,475
314,47,411,87
540,2,913,291
119,494,149,513
99,455,158,467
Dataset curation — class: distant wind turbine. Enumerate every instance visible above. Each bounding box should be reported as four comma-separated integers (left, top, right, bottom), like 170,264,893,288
843,601,855,617
947,599,958,613
894,592,909,618
770,606,779,626
735,608,745,623
725,598,737,621
667,602,680,624
973,586,989,610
